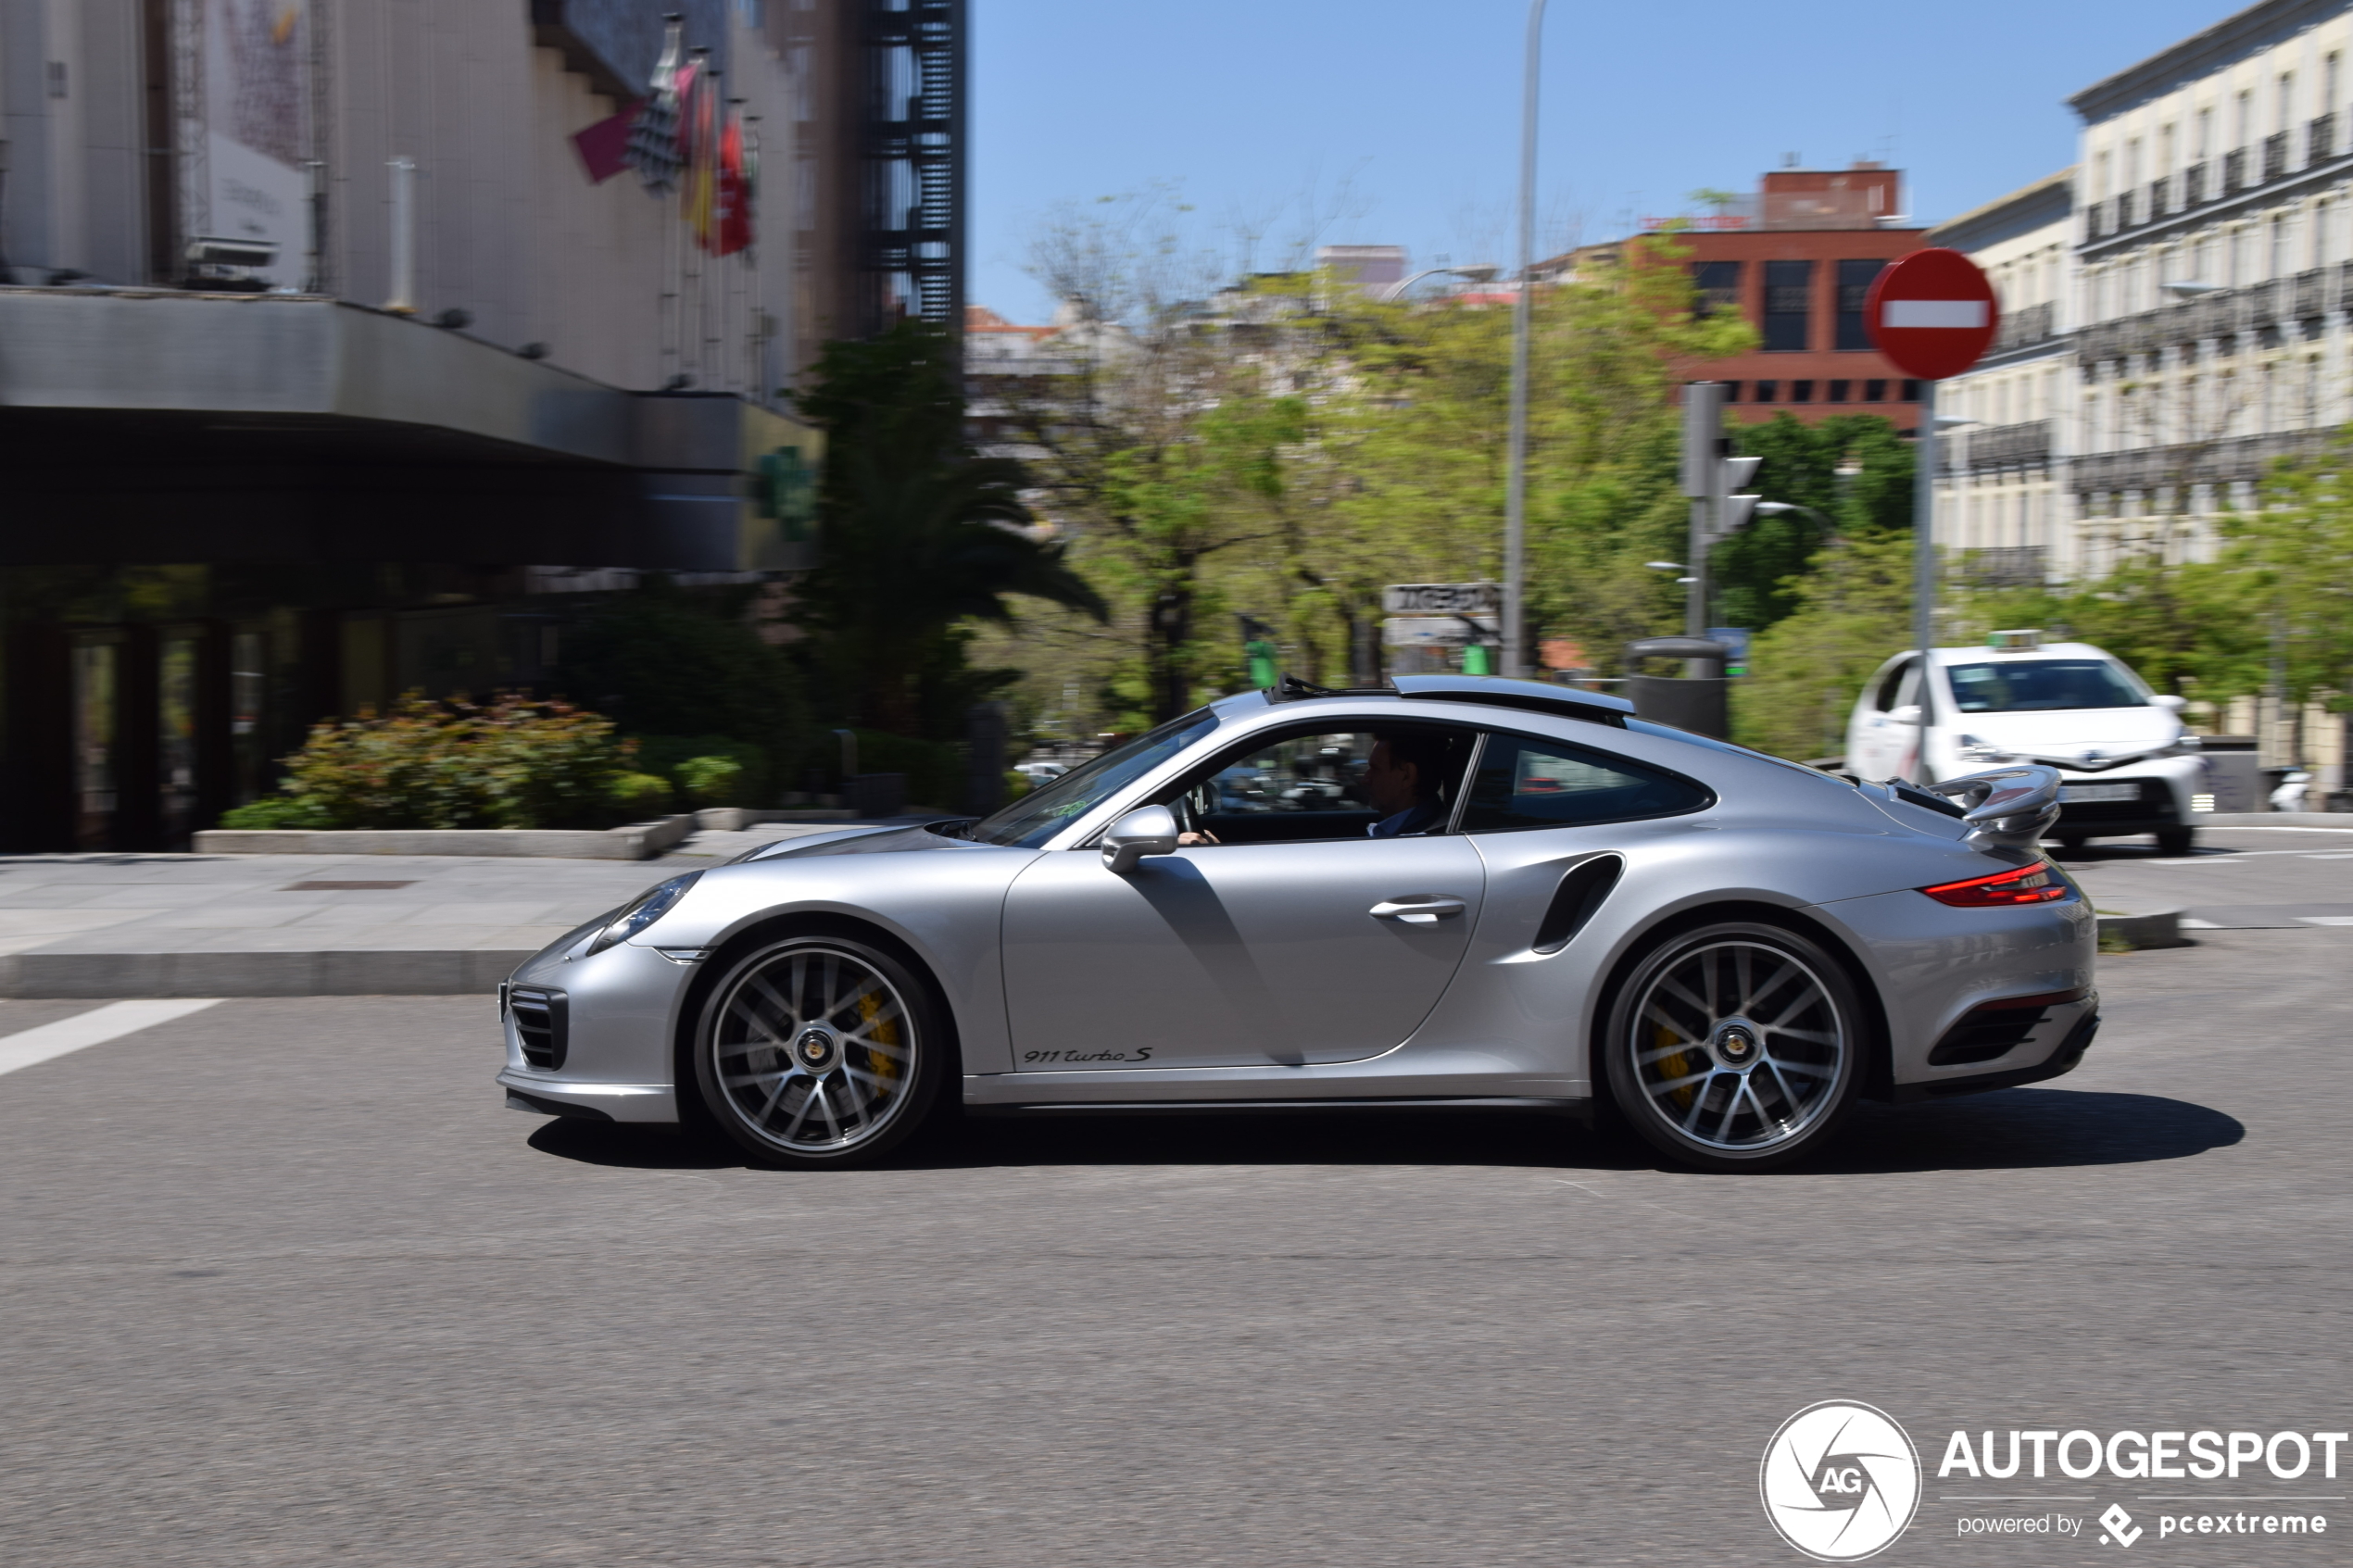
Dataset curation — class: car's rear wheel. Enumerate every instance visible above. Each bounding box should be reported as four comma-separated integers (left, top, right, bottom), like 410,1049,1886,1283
1603,921,1865,1173
694,934,945,1167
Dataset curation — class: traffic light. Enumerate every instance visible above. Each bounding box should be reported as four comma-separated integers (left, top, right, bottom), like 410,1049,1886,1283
1677,383,1766,637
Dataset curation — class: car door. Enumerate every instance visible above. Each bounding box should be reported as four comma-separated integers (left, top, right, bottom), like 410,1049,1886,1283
1000,723,1487,1069
1848,657,1919,782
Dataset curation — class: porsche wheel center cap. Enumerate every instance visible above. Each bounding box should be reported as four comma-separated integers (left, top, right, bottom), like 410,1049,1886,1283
794,1027,841,1073
1712,1022,1760,1067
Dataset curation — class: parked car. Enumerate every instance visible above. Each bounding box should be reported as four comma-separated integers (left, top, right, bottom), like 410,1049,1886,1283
1844,631,2210,854
501,674,2091,1173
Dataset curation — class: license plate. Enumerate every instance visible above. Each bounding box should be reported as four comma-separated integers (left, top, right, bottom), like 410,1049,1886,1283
2061,783,2141,803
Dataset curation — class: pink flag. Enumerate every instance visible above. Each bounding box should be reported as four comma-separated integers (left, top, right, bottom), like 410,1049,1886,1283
572,102,642,184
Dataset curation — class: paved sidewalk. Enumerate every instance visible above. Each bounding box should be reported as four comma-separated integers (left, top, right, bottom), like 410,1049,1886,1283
0,821,893,997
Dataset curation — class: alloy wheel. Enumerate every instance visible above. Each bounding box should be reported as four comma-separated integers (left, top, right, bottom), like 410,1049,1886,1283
1621,934,1853,1159
707,943,922,1158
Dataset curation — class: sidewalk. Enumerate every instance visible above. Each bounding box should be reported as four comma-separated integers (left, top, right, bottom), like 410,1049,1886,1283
0,822,900,997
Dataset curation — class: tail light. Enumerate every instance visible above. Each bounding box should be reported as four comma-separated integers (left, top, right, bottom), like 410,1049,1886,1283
1919,860,2072,908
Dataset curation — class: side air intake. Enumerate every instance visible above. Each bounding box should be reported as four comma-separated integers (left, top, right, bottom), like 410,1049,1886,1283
1532,855,1623,954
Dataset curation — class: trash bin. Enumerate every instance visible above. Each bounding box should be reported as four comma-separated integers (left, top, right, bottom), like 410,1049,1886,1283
1623,636,1730,739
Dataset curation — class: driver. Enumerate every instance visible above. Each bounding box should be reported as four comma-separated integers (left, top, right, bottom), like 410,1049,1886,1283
1363,730,1450,837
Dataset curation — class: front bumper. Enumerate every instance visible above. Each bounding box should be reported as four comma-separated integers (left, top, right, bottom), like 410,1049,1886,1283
497,1072,678,1123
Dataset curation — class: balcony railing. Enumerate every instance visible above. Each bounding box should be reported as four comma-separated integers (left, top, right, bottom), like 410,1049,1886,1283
2070,430,2336,495
2083,200,2107,242
2148,177,2171,220
2264,131,2290,182
2242,277,2280,330
1954,420,2053,471
2184,161,2208,206
2225,147,2249,192
2313,111,2339,166
1961,546,2049,587
2116,190,2137,229
2295,266,2329,319
1992,299,2056,351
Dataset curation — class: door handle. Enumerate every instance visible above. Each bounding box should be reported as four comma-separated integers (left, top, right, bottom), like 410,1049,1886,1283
1370,897,1467,925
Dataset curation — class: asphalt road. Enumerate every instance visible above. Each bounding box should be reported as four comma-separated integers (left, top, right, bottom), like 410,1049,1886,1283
1,829,2347,1567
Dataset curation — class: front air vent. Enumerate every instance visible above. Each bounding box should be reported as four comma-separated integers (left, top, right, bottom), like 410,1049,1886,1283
510,987,568,1071
1532,855,1623,954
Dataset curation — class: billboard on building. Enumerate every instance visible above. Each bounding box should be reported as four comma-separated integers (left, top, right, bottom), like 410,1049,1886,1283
184,0,311,287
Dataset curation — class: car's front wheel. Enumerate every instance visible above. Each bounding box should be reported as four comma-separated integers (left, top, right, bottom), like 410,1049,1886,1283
1603,920,1865,1172
693,933,946,1167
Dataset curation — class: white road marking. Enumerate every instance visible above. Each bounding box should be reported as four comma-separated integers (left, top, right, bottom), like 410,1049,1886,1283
2298,916,2353,926
0,999,225,1078
2178,918,2221,929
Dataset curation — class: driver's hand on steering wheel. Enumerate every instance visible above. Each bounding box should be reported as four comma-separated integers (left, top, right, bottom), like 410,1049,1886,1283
1176,829,1220,847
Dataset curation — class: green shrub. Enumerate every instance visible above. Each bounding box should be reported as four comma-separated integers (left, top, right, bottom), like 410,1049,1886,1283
218,794,333,829
226,691,643,831
631,734,774,809
1001,769,1032,800
675,755,746,806
607,772,675,817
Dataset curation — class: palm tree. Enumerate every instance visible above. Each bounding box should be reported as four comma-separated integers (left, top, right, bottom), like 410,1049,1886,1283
793,321,1107,735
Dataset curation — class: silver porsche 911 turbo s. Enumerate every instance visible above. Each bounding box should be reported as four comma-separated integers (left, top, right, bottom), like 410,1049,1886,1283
497,674,2096,1172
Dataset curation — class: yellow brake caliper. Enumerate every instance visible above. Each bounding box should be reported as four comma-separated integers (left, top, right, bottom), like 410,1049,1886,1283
859,991,900,1091
1655,1024,1694,1110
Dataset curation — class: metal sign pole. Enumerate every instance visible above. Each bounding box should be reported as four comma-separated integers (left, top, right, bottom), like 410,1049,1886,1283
1910,380,1938,784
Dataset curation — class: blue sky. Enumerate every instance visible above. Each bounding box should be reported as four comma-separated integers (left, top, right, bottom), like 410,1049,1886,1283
971,0,2240,321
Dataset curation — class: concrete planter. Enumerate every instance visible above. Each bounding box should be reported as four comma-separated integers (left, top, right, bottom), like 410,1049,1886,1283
693,807,857,832
2096,909,2189,950
193,814,698,861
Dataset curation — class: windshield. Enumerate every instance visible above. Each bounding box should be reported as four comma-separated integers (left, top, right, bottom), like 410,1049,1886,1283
969,709,1222,847
1944,659,2146,714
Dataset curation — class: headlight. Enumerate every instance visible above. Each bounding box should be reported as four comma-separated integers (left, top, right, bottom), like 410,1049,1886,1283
583,872,702,956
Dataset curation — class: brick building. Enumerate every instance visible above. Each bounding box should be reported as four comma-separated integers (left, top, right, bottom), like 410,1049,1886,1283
1555,162,1929,430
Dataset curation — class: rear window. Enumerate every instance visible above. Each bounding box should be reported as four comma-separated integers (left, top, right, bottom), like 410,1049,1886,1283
1461,733,1710,831
1945,659,2145,713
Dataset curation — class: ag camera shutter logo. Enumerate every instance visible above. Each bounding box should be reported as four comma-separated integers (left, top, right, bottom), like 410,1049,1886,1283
1761,1400,1923,1561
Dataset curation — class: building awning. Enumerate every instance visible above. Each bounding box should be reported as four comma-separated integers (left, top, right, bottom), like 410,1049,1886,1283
0,287,819,571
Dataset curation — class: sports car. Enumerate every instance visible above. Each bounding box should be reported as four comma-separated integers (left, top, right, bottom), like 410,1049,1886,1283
497,674,2096,1172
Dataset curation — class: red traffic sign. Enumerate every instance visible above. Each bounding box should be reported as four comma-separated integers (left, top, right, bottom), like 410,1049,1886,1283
1863,247,1999,382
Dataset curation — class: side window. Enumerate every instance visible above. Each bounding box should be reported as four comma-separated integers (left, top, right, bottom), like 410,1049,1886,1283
1460,733,1710,832
1165,724,1477,846
1872,659,1917,713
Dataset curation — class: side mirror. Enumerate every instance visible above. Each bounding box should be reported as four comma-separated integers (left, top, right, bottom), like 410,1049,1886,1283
1101,805,1180,873
1887,704,1924,726
2153,694,2187,712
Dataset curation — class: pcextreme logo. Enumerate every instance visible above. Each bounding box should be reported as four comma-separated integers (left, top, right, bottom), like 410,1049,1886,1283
1760,1400,1924,1562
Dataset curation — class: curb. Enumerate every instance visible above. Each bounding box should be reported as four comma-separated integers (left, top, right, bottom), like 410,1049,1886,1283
2096,909,2189,950
192,814,698,860
0,949,528,998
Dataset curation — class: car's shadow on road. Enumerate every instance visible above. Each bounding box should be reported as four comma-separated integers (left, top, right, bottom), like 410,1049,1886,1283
527,1086,2244,1176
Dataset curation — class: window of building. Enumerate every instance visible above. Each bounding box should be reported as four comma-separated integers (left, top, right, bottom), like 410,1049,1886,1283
1828,380,1851,403
1834,258,1883,349
2196,105,2213,159
1865,379,1887,403
1690,260,1741,318
2329,53,2343,111
1763,259,1813,350
2279,72,2296,133
2236,89,2254,147
1754,380,1779,403
2271,212,2294,277
1792,380,1815,403
1901,380,1923,403
1723,382,1742,402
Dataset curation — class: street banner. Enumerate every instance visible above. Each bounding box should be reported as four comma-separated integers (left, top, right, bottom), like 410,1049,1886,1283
191,0,312,287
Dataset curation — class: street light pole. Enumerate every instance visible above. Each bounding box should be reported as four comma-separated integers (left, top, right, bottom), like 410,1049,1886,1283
1504,0,1549,680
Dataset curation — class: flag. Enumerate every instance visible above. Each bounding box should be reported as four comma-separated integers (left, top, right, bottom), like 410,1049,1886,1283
714,108,752,256
572,101,641,184
624,17,684,192
682,65,719,250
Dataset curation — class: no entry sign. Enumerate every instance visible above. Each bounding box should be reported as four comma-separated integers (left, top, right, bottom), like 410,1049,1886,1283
1863,248,1999,382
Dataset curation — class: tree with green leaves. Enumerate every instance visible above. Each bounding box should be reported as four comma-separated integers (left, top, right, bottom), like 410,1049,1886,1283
792,320,1107,737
